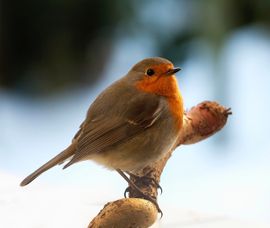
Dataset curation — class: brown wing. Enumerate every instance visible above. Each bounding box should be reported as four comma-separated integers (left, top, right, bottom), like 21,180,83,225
63,95,164,168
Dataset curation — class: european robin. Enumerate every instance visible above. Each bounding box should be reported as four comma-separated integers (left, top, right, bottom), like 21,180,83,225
20,57,184,209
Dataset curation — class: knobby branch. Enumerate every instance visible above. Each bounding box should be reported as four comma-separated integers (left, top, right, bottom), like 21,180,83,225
88,101,232,228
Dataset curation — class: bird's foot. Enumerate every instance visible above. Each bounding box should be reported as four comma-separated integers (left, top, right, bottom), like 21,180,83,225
128,173,163,195
117,169,163,216
124,174,163,200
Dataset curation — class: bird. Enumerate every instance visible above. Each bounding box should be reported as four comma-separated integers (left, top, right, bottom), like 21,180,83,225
20,57,184,208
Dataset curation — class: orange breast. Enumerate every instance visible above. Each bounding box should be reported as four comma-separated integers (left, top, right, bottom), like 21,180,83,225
136,75,184,130
167,95,184,130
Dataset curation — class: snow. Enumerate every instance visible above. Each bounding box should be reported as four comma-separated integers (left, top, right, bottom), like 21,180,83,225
1,172,269,228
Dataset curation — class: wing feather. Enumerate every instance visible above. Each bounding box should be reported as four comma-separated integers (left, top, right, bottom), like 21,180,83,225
63,94,164,168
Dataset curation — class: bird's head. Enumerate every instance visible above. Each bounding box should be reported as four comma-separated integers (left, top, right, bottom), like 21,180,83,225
128,57,181,97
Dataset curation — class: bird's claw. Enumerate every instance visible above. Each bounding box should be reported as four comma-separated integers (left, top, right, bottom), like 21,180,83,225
129,174,163,195
124,186,131,198
118,170,163,216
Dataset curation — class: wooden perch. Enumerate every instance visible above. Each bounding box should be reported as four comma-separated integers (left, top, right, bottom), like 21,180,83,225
88,101,231,228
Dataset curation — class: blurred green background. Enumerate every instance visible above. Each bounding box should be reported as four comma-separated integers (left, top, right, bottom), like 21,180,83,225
1,0,270,96
1,0,270,227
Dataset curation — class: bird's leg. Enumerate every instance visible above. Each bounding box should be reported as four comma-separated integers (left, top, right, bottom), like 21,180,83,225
116,169,162,215
120,172,157,198
127,172,163,194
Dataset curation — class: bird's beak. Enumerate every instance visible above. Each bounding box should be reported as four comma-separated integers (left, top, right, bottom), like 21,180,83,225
166,67,181,76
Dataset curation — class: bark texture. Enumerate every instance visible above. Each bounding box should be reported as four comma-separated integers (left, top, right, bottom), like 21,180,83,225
88,101,232,228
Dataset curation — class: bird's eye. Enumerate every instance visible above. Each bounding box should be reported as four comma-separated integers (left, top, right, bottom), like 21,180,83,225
146,69,155,76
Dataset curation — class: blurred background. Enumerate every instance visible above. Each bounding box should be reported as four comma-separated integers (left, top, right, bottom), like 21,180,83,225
1,0,270,227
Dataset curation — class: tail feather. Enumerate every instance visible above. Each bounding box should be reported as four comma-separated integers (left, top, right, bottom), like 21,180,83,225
20,143,76,186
